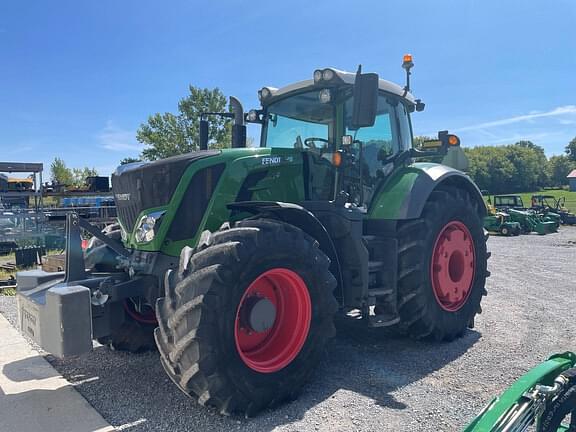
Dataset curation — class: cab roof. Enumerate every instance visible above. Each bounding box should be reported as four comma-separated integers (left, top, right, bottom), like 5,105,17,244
260,68,416,106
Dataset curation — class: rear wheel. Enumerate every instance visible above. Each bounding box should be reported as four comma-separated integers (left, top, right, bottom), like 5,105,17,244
155,219,337,416
396,187,489,341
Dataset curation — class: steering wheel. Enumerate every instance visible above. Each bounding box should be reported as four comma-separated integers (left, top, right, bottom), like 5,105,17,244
304,137,330,150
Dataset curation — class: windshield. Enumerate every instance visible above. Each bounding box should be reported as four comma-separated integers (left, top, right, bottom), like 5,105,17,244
263,90,333,149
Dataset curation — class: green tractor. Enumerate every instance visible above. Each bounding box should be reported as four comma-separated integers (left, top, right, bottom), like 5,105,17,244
483,212,521,236
16,58,489,415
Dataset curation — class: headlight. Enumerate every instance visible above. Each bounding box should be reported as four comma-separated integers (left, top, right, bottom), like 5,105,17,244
322,68,335,81
134,210,165,243
313,69,323,83
258,87,272,101
246,109,259,122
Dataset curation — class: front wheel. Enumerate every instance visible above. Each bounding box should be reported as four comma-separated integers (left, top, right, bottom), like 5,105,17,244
396,186,489,341
155,219,337,416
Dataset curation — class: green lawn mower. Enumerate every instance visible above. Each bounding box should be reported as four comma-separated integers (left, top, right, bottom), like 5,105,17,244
465,351,576,432
16,57,490,415
484,212,521,236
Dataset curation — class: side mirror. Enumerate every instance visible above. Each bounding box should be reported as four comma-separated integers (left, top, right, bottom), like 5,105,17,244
199,119,209,150
350,71,379,130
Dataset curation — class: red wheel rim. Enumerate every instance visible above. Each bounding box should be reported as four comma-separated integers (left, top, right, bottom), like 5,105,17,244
430,221,475,312
234,268,311,373
123,300,157,324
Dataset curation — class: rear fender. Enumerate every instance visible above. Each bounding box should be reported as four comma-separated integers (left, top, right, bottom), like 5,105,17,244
369,163,487,220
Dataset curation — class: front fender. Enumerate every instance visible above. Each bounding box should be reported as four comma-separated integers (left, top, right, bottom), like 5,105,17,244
227,201,343,300
369,162,486,220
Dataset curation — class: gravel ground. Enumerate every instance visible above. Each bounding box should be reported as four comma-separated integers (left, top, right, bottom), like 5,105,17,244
1,228,575,431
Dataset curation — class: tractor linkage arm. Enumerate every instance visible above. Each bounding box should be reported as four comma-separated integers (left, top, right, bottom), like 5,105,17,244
464,351,576,432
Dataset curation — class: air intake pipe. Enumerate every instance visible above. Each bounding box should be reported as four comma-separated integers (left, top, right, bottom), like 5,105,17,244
230,96,246,148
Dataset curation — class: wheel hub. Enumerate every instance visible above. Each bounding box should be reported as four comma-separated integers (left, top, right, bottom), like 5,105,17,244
240,296,277,333
430,221,475,312
234,268,311,373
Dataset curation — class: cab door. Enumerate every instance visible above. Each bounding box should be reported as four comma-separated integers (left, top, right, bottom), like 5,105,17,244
342,94,409,207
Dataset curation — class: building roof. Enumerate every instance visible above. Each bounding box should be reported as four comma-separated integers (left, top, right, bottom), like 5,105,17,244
0,162,43,173
567,169,576,179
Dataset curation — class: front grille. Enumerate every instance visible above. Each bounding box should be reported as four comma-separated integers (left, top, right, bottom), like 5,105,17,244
166,164,226,242
112,150,220,232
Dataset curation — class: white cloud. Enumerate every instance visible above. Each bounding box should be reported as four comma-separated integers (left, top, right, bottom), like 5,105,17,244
98,121,143,152
453,105,576,132
466,131,563,146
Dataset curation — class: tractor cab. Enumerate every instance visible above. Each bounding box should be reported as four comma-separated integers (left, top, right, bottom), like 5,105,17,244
245,61,458,208
493,195,525,210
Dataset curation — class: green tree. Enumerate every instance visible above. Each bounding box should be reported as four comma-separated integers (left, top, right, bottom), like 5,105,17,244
120,157,141,165
50,158,73,185
548,155,575,187
565,136,576,161
137,86,231,160
49,158,97,187
465,146,516,193
71,167,98,187
509,142,549,190
515,140,544,154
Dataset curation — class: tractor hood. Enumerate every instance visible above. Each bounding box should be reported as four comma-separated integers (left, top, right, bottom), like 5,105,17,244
112,150,220,232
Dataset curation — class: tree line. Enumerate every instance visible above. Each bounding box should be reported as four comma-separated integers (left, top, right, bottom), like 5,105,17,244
464,139,576,194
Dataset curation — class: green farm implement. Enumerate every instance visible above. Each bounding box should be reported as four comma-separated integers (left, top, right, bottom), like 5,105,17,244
465,351,576,432
16,57,490,415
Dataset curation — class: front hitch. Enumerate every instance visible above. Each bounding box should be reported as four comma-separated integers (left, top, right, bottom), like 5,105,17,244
16,213,133,357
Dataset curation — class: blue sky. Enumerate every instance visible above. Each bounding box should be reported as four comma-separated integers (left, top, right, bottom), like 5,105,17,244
1,0,575,178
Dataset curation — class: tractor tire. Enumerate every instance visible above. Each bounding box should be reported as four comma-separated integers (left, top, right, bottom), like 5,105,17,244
396,186,489,341
500,226,510,236
84,223,121,272
97,299,157,353
155,218,338,416
540,368,576,432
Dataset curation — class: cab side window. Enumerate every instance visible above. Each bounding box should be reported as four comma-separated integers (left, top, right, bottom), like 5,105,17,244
395,102,413,151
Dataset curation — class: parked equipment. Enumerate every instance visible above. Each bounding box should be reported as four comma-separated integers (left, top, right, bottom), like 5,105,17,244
465,351,576,432
531,194,576,225
489,195,558,235
507,209,558,235
17,57,490,415
483,212,521,236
